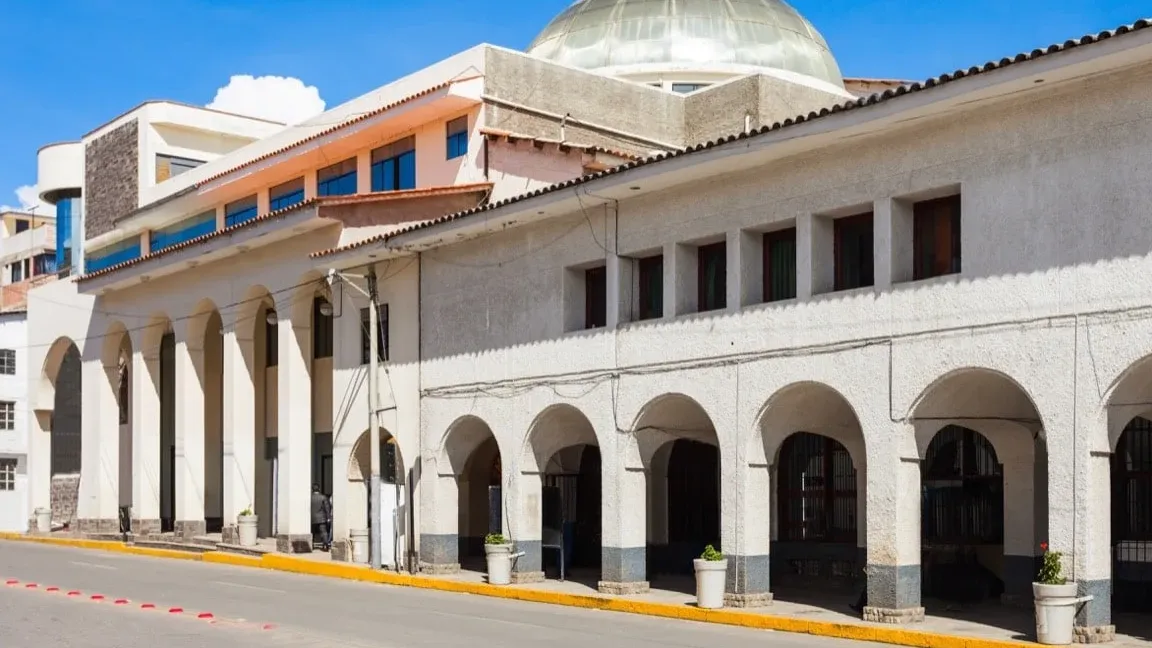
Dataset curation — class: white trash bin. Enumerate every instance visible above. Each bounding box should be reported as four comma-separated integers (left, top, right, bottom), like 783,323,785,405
485,543,514,585
350,529,369,564
237,514,258,547
34,508,51,533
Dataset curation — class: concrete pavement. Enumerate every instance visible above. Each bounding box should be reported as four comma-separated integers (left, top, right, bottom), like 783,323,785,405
0,542,889,648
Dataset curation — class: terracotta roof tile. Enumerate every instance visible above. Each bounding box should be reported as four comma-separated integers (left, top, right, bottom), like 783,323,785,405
479,127,642,160
385,18,1152,245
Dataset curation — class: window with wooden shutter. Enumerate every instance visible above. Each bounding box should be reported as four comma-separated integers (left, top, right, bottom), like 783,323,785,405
913,194,962,280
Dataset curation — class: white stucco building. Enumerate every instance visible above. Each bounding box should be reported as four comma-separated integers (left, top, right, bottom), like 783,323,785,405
19,0,1152,642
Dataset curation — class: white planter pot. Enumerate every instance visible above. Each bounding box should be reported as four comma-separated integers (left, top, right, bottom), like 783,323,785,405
34,507,51,533
694,558,728,609
485,543,514,585
237,515,258,547
1033,582,1079,645
350,529,369,564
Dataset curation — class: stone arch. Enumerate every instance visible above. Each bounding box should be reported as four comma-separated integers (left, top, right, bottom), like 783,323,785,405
343,427,406,566
1100,353,1152,452
40,336,83,528
909,367,1044,605
750,381,867,469
428,414,505,570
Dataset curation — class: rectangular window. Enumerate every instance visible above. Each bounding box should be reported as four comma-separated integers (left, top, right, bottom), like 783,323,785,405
584,266,607,329
697,242,727,312
86,238,143,274
913,194,962,281
360,304,390,364
156,154,205,183
446,116,469,160
150,210,216,253
312,297,333,359
671,83,709,93
14,219,28,234
225,196,258,227
371,136,416,192
637,255,664,321
763,228,797,302
833,213,874,291
265,319,278,367
317,158,358,197
0,458,14,491
270,177,306,211
33,253,56,276
10,262,22,282
0,349,14,375
0,401,14,431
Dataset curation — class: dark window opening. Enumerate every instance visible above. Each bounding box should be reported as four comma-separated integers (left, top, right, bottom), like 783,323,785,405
317,158,357,197
312,297,333,359
913,194,962,280
360,304,389,364
697,242,726,312
14,219,28,234
584,266,607,329
270,177,306,211
225,195,258,227
922,425,1003,546
763,227,797,302
833,213,874,291
637,255,663,321
371,136,416,192
265,317,278,367
777,432,857,543
446,116,468,160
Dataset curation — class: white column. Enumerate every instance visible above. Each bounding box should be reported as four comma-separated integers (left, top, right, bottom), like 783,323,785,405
419,455,462,571
77,352,119,532
130,346,161,534
726,448,772,605
864,428,924,623
275,312,312,552
221,316,256,542
173,323,206,539
600,451,649,593
508,467,543,582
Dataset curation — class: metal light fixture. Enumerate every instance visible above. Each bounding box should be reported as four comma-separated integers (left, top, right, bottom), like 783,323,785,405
318,300,334,317
265,310,277,325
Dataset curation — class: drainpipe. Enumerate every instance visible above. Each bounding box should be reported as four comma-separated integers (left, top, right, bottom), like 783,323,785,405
560,113,571,142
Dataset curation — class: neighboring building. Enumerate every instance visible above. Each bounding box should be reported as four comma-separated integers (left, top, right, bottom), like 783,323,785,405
20,0,1152,643
0,210,56,531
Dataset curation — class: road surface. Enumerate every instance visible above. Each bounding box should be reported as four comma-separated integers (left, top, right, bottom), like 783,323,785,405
0,541,882,648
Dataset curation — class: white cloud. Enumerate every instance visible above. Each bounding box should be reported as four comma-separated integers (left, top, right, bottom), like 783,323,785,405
0,184,53,215
207,75,326,126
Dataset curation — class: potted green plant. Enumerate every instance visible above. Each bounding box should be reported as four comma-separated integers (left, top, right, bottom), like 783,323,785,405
237,506,258,547
1033,542,1078,645
484,533,514,585
693,544,727,609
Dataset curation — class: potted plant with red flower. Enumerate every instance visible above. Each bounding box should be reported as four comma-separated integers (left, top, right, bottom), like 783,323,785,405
1033,542,1078,645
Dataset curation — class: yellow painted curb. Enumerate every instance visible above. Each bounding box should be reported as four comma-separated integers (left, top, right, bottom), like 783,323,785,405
0,534,1038,648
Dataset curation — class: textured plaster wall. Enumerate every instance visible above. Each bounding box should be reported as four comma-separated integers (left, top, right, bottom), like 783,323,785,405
417,63,1152,603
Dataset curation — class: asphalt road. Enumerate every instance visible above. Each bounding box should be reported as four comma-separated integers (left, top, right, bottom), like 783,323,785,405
0,542,882,648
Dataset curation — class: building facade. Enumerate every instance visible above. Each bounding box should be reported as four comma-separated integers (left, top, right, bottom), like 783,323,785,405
20,0,1152,642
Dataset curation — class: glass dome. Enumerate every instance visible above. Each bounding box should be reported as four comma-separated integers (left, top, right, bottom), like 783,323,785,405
527,0,844,90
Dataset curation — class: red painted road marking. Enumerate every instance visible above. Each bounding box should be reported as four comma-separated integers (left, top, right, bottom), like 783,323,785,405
168,607,183,614
90,594,105,601
5,579,18,585
66,590,81,596
197,612,213,619
140,603,155,609
25,583,37,589
114,599,129,605
262,624,276,631
46,587,59,592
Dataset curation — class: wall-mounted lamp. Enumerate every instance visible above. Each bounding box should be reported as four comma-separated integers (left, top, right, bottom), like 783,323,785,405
265,310,278,326
318,300,334,317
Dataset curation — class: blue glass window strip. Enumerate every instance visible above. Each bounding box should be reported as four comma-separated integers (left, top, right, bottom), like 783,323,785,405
86,242,142,273
317,171,356,197
225,205,258,227
150,216,217,253
370,150,416,192
270,188,305,211
447,131,468,159
55,198,73,272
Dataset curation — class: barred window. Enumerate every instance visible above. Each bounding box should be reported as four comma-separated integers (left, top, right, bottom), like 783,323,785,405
0,349,14,375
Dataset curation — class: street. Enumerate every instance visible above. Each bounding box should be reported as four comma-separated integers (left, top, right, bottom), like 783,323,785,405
0,542,885,648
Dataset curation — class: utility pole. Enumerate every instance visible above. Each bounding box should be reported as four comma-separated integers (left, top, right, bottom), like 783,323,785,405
367,268,383,571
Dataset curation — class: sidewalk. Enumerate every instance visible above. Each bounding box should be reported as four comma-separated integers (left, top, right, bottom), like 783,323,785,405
1,532,1139,648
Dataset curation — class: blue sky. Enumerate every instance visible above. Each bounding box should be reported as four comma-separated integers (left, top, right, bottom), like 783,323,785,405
1,0,1146,210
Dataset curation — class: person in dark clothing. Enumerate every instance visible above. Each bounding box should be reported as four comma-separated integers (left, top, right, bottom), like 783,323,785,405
310,484,331,551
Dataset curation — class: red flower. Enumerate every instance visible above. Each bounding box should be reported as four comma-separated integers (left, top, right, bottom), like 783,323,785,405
1040,542,1048,551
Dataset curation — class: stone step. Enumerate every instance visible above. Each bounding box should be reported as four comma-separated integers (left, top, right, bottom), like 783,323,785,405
214,542,272,558
131,539,213,554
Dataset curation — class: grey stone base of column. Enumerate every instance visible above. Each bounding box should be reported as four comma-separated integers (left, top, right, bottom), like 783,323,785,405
275,534,312,554
330,539,350,562
511,571,544,584
863,606,925,624
724,592,773,608
132,518,162,538
598,581,650,595
77,518,119,534
1073,625,1116,644
220,525,238,545
174,520,206,540
419,562,460,575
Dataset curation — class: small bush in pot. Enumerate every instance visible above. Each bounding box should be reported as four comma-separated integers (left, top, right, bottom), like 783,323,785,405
484,533,514,586
693,544,728,609
1033,542,1078,645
